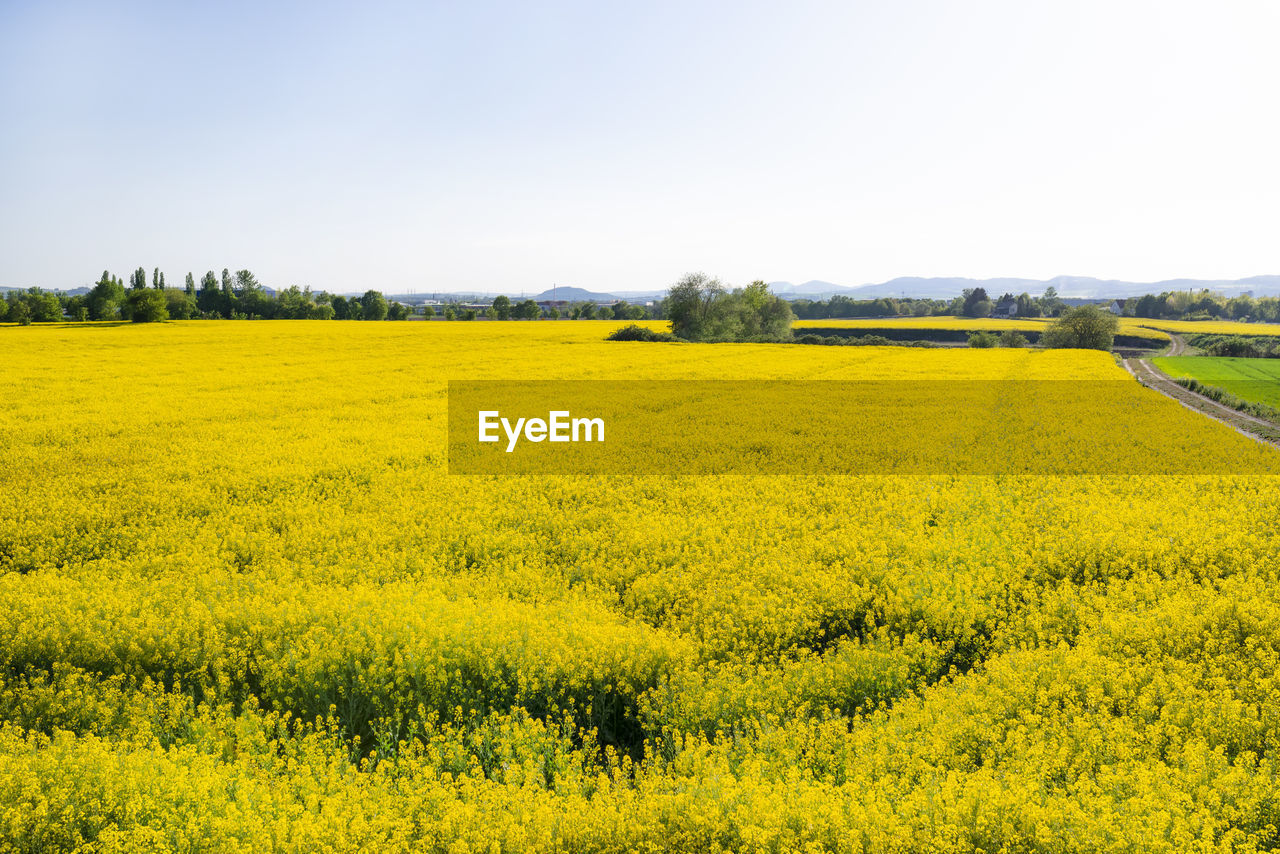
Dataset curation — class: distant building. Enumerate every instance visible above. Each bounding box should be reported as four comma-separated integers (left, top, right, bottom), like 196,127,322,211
993,297,1018,319
1108,299,1126,315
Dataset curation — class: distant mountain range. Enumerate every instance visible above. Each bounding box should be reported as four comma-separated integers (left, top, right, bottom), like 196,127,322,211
527,275,1280,302
766,275,1280,300
530,286,624,302
6,275,1280,303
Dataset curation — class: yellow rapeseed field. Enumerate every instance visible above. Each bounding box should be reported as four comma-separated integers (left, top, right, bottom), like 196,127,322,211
3,320,1280,852
793,316,1055,332
1123,318,1280,337
796,316,1172,342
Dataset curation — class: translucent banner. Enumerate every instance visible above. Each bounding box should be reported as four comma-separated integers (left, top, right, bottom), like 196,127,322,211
446,380,1280,475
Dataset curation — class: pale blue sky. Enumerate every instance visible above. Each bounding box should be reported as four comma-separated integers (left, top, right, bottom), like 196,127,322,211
2,1,1278,294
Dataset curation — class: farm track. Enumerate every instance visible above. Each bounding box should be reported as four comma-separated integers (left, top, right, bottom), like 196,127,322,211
1123,335,1280,447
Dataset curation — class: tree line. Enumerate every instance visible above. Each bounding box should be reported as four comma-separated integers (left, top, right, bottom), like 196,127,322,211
78,268,413,323
789,288,1068,320
1,267,663,324
1121,290,1280,323
793,287,1280,323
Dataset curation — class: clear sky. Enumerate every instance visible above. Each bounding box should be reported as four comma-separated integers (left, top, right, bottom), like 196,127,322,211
2,0,1277,294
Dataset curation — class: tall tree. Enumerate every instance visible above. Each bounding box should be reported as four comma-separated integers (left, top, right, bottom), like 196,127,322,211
360,290,388,321
130,267,147,290
185,272,196,296
235,270,270,318
961,287,991,318
220,269,235,318
88,271,126,320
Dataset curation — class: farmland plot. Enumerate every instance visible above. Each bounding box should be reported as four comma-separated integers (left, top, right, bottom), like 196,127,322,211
2,321,1280,852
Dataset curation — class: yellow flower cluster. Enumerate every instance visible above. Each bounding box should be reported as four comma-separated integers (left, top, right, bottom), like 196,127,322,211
2,321,1279,851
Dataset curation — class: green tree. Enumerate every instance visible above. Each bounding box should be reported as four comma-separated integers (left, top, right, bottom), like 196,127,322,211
360,290,388,321
1042,304,1118,350
612,301,646,320
387,302,410,320
236,270,272,318
88,272,126,320
130,267,147,290
491,295,512,320
1040,286,1064,317
962,287,992,318
331,295,351,319
516,299,541,319
998,330,1028,348
184,272,196,296
664,272,726,339
421,304,436,319
197,271,221,317
219,269,236,318
663,273,792,341
735,281,794,339
9,300,31,325
127,288,169,322
276,286,317,319
444,307,456,320
164,288,197,319
968,331,997,348
27,288,62,322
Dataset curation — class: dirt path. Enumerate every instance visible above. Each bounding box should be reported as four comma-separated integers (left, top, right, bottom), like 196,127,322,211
1165,331,1188,356
1122,354,1280,446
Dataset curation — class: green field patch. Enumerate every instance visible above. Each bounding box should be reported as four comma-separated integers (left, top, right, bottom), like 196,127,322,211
1152,356,1280,409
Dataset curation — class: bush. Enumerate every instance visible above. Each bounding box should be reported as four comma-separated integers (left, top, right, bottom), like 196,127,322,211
999,330,1028,348
606,324,675,342
968,331,997,348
